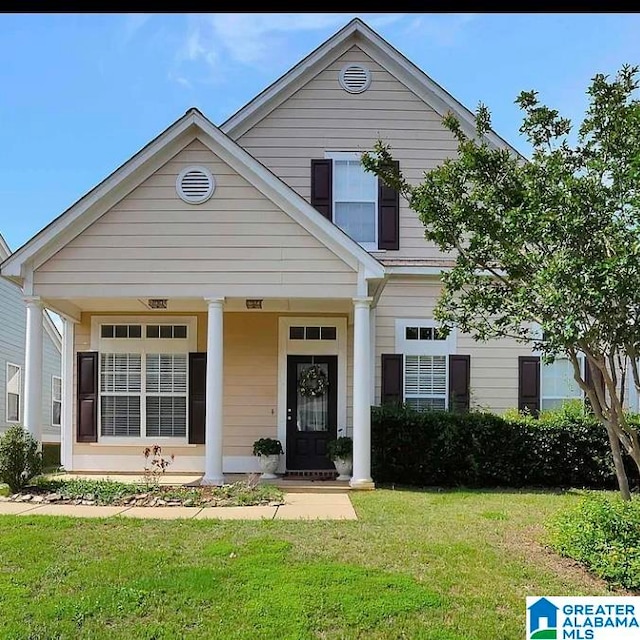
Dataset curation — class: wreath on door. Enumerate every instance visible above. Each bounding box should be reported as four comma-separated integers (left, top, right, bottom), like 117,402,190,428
298,364,329,398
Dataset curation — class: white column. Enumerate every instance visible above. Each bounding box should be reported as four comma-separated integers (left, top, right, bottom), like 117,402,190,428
202,297,225,485
23,297,44,442
60,317,75,470
350,297,375,490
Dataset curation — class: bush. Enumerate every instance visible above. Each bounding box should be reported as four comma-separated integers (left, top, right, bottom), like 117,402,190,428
327,436,353,460
0,426,43,493
548,494,640,589
252,438,284,456
372,402,637,489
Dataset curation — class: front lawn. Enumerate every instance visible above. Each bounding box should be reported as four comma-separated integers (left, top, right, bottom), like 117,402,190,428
0,489,619,639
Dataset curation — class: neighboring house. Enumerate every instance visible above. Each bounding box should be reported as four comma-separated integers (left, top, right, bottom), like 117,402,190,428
0,234,62,447
0,19,584,485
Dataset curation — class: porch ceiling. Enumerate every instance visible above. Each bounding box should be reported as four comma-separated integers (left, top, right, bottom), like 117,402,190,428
44,296,356,316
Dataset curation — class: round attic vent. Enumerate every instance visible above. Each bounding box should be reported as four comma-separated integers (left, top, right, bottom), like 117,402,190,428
176,166,215,204
339,64,372,94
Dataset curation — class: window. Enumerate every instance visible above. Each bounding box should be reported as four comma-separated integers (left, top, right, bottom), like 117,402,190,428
541,357,584,411
405,355,447,411
95,317,196,440
327,152,378,249
6,363,21,423
52,376,62,427
289,326,337,341
395,319,456,412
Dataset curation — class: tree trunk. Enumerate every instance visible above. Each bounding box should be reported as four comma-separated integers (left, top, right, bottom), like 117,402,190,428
607,424,631,501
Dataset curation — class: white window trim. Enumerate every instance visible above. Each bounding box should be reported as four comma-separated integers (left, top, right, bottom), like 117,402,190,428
52,375,62,428
325,150,378,251
90,316,197,446
395,319,456,410
6,362,22,424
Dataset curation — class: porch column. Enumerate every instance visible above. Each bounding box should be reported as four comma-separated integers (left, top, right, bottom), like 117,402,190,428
202,297,225,485
23,297,44,442
350,297,375,490
60,317,75,470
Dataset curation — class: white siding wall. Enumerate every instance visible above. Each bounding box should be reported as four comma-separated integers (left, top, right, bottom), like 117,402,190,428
375,276,533,414
0,277,61,440
34,140,357,299
236,45,457,262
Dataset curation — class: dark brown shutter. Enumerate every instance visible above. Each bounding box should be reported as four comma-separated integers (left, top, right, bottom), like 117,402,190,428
77,351,98,443
378,160,400,250
449,354,471,412
518,356,540,416
381,354,403,405
189,352,206,444
310,159,332,220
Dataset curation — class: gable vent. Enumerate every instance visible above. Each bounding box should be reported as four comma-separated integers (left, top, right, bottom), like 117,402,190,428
176,166,215,204
339,64,372,94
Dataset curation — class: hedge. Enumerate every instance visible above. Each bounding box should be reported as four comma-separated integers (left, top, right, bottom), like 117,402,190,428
371,401,638,489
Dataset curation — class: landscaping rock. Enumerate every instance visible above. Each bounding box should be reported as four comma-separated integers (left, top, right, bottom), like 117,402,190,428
47,493,62,502
183,499,195,507
157,499,167,506
10,494,20,501
31,496,44,503
17,494,33,502
81,500,95,506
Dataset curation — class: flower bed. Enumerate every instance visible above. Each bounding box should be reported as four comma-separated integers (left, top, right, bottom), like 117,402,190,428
3,478,284,508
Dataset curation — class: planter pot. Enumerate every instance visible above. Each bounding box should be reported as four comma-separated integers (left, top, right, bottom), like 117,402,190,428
258,454,280,479
333,457,353,481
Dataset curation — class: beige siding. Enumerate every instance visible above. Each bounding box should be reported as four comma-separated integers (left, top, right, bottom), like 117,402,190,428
72,311,352,470
375,276,532,414
236,45,456,261
35,140,357,299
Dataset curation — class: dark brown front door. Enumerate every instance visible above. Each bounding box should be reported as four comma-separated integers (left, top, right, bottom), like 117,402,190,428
286,355,338,470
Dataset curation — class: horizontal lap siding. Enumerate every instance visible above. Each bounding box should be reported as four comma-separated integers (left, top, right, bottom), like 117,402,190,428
236,45,457,261
35,140,356,298
375,277,531,414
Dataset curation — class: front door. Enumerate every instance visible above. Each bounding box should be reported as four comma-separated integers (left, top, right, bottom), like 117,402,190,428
286,355,338,470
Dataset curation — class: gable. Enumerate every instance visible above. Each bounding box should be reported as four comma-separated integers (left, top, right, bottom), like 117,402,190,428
236,45,458,261
34,140,357,299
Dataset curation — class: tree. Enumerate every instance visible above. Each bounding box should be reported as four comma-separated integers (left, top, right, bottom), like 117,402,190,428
362,65,640,500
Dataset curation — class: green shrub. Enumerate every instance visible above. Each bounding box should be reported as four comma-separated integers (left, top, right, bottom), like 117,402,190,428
252,438,284,456
0,426,43,493
34,478,141,504
327,436,353,460
548,494,640,589
372,403,636,489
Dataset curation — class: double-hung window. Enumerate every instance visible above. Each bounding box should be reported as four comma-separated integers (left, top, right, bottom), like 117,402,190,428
541,357,584,411
6,363,21,423
52,376,62,427
326,152,378,249
95,319,195,441
395,319,456,411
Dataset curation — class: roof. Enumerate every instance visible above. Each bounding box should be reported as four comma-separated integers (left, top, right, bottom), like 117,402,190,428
222,18,520,155
0,233,10,262
1,108,384,285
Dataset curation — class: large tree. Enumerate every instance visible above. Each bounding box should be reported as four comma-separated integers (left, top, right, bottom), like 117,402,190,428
363,65,640,500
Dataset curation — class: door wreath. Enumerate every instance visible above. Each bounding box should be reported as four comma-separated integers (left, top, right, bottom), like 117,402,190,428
298,364,329,398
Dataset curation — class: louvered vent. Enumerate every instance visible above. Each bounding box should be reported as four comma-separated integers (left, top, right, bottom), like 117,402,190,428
339,64,372,94
176,166,215,204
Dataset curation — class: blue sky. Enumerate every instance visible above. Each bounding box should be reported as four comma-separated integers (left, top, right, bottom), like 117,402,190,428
1,12,639,251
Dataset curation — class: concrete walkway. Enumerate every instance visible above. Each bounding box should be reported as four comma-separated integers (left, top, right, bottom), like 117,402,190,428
0,493,357,521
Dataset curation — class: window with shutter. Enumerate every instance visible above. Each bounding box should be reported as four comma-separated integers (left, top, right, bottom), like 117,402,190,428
94,317,196,441
541,356,584,410
404,355,447,410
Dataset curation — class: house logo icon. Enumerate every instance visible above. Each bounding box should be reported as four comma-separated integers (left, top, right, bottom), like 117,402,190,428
527,597,559,639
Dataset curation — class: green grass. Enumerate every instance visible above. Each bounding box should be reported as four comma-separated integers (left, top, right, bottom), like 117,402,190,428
0,488,618,639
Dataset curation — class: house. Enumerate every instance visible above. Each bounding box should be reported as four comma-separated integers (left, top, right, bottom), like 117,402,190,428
0,19,584,486
0,234,62,455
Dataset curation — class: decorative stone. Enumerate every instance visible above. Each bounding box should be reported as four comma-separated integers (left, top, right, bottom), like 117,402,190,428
183,499,195,507
81,500,95,506
17,494,33,502
31,496,44,503
10,494,20,501
47,493,62,502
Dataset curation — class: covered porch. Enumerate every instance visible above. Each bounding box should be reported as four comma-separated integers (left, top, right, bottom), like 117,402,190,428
23,295,376,489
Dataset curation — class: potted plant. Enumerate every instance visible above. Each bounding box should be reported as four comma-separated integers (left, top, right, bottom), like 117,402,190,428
252,438,284,479
327,436,353,481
